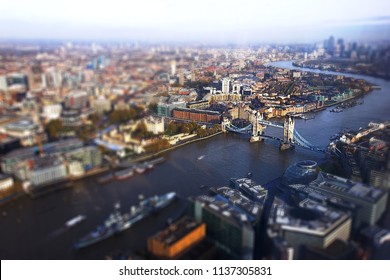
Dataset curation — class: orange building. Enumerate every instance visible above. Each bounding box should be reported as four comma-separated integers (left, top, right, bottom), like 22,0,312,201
147,216,206,259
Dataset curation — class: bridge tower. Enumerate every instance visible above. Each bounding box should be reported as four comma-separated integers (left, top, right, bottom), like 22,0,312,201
283,115,295,143
221,118,230,133
250,112,263,142
281,115,295,150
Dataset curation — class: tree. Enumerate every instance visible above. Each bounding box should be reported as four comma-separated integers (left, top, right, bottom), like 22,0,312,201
144,139,170,154
181,125,190,134
188,122,198,133
132,122,151,139
88,113,102,123
45,119,63,140
196,128,208,138
166,122,178,135
109,109,137,124
148,103,158,114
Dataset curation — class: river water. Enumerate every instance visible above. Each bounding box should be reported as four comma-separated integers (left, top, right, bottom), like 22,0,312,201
1,61,389,259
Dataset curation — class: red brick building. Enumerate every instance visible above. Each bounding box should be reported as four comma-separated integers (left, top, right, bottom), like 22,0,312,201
172,108,221,123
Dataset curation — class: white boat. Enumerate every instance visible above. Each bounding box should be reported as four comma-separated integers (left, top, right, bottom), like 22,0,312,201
115,168,134,180
65,215,86,228
197,155,205,160
145,163,154,169
135,167,146,174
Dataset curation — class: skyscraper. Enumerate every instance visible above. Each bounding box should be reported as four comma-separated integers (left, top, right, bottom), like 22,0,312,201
171,60,176,76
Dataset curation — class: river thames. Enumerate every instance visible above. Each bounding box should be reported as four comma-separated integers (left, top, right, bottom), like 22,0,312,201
1,61,389,259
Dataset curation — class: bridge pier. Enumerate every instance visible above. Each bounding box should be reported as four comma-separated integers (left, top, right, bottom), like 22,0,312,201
279,142,294,151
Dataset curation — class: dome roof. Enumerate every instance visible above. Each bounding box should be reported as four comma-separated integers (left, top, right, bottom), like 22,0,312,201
282,160,318,186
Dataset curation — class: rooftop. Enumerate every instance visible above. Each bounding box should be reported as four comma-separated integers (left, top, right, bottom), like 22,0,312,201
311,172,386,202
4,119,38,131
150,216,204,246
172,107,221,115
30,155,64,170
2,138,83,160
269,198,350,236
211,186,262,219
230,177,268,202
194,195,253,228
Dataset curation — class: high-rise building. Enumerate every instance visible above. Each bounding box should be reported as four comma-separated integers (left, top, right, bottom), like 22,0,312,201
0,75,8,91
327,36,335,55
222,78,230,94
190,195,255,259
171,60,176,76
179,69,185,85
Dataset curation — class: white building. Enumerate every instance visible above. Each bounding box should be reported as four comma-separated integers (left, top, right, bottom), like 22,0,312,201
0,75,8,91
0,174,14,191
222,78,230,94
68,160,85,177
91,96,111,113
43,104,62,121
171,60,176,76
1,119,40,146
144,116,164,134
29,160,67,186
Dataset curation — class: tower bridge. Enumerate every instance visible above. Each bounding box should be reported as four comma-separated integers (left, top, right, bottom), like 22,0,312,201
222,112,325,153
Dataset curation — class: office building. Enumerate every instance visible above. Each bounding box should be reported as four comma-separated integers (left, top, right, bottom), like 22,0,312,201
191,195,255,259
157,102,186,117
29,156,67,186
268,198,352,259
64,90,88,109
281,160,319,186
309,172,388,227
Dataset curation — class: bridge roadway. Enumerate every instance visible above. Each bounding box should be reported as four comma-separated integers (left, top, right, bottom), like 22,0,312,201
224,121,326,153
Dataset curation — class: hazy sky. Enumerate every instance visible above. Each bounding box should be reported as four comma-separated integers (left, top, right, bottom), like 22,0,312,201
1,0,390,43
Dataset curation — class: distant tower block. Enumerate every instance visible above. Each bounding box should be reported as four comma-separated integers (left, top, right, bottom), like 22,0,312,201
179,69,185,85
171,60,176,76
250,112,263,143
283,116,295,143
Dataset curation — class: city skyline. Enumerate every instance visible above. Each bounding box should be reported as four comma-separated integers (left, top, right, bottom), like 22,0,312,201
0,0,389,262
1,0,390,43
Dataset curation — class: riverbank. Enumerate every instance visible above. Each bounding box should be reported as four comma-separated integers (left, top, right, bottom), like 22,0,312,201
127,131,223,163
292,61,390,81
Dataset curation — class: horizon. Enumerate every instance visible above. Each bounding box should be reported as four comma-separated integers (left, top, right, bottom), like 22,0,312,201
1,0,390,44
